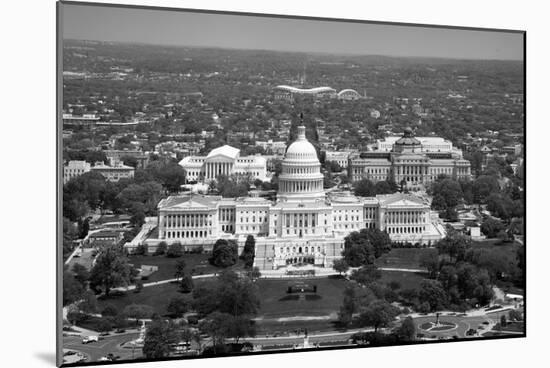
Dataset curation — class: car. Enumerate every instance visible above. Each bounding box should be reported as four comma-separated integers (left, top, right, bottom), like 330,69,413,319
82,335,99,344
115,328,126,333
99,332,110,337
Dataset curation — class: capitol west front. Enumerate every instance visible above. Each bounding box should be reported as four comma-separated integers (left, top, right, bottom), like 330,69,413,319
134,126,447,271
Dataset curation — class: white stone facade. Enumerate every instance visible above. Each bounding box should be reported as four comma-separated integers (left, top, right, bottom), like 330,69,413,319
138,126,446,270
349,129,471,186
179,145,267,183
63,160,91,184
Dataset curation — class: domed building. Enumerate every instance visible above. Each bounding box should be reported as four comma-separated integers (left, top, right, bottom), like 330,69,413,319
136,124,447,272
349,127,471,187
278,126,325,202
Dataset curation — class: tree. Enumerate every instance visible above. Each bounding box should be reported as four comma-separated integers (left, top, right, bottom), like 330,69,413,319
418,279,448,312
374,180,393,195
192,270,260,317
97,319,113,333
481,218,504,238
134,280,144,293
508,309,523,321
338,285,357,327
101,304,119,317
166,296,188,317
123,304,155,324
174,259,186,282
358,300,400,332
72,263,89,287
500,315,507,327
78,290,98,313
180,274,194,293
240,235,256,268
354,179,376,197
473,175,500,204
166,242,183,258
247,267,261,280
396,316,416,341
215,175,250,198
210,239,238,268
419,249,440,278
429,178,463,210
351,264,382,285
342,228,391,267
198,312,230,352
89,245,134,296
436,229,472,263
63,271,85,306
143,318,179,359
333,259,349,276
154,241,167,256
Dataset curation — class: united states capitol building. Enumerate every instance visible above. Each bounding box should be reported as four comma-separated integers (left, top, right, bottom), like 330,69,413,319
135,126,447,271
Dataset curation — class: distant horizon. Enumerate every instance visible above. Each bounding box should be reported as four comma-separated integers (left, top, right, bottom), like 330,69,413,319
61,3,524,61
64,38,524,63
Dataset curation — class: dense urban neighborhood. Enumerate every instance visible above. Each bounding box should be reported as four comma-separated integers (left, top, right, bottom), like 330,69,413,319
61,39,524,365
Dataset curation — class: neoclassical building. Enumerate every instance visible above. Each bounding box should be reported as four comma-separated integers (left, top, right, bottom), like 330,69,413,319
135,126,446,270
179,145,268,183
349,128,471,186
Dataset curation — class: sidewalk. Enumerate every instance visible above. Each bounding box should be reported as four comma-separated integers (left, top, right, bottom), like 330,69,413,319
112,273,217,292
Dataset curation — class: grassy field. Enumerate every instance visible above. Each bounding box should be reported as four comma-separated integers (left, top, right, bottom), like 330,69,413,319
96,269,429,320
97,281,203,315
379,270,427,291
127,253,245,282
375,248,432,269
255,277,348,318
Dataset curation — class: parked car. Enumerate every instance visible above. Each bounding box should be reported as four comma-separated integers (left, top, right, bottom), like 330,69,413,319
82,335,99,344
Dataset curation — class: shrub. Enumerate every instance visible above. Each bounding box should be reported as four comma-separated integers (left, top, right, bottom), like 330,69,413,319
166,242,183,258
154,241,167,256
134,280,144,293
180,274,194,293
101,304,119,317
166,296,188,318
133,243,148,256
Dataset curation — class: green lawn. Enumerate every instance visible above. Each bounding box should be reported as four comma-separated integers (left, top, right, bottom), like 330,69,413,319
127,253,245,282
375,248,433,269
255,277,348,318
97,282,198,315
95,270,426,327
379,270,428,291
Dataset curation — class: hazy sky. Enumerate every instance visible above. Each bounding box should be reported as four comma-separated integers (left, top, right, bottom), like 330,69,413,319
61,3,524,60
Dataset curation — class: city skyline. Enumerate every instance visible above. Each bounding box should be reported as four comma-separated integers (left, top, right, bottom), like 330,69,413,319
62,3,524,61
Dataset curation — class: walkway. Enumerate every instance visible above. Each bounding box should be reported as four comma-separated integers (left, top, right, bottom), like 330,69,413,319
112,273,217,292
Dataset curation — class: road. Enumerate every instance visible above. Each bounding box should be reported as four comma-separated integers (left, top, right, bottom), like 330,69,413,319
63,332,142,363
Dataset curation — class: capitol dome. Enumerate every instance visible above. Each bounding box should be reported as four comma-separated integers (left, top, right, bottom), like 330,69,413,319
278,125,325,202
285,126,319,161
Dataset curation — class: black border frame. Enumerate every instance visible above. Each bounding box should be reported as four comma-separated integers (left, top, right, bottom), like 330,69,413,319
56,1,527,367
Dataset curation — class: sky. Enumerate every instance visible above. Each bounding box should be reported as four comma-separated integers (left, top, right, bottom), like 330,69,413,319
61,3,524,60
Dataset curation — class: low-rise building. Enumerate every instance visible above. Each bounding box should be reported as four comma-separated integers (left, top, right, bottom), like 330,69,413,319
63,160,91,184
91,161,135,182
